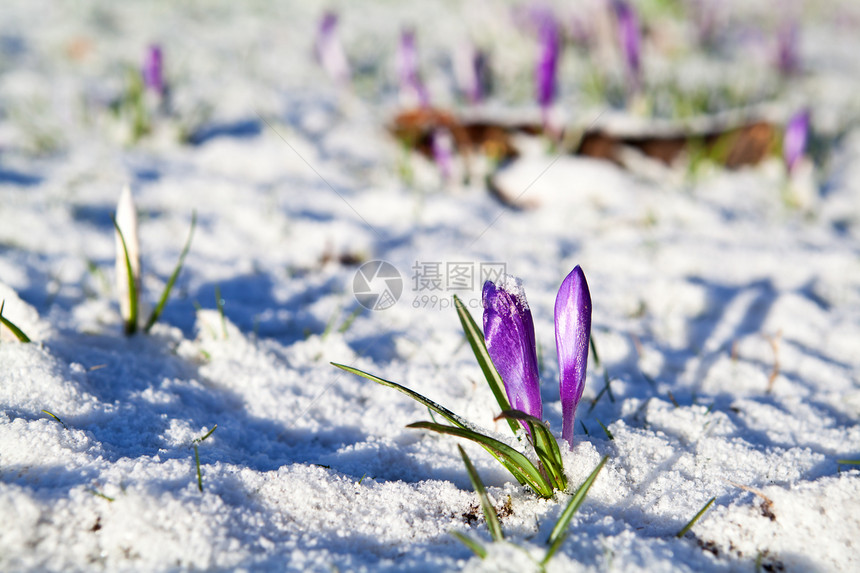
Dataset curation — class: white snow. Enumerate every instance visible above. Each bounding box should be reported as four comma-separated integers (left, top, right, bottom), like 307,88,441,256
1,1,860,571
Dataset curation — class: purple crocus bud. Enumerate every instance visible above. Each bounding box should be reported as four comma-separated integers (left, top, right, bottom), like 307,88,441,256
483,276,542,425
314,11,351,84
431,128,454,181
535,16,560,111
454,43,490,104
397,29,429,108
776,20,799,76
612,0,642,93
783,108,810,174
142,44,164,96
554,265,592,449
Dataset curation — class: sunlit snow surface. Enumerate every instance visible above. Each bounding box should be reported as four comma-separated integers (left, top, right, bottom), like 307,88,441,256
2,1,860,571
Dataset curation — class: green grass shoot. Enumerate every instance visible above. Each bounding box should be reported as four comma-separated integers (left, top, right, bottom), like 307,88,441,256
88,488,115,502
331,362,558,497
458,445,504,542
338,305,364,334
596,418,614,441
408,421,554,498
837,459,860,471
451,531,487,559
676,496,716,538
112,215,139,335
0,300,31,342
193,424,217,444
192,425,217,492
453,295,519,435
41,409,68,429
143,211,197,333
543,455,609,565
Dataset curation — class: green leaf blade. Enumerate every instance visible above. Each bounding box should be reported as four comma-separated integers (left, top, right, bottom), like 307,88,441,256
144,211,196,333
458,445,504,542
331,363,474,430
676,496,716,538
546,455,608,556
453,295,519,435
408,421,554,498
451,531,487,559
112,216,139,335
495,409,567,490
0,300,31,342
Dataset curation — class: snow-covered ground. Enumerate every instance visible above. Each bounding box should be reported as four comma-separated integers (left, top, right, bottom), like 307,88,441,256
2,1,860,571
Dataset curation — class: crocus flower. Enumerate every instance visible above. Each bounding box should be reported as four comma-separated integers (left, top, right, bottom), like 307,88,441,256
142,45,164,96
431,127,454,181
314,11,351,85
397,29,429,108
783,108,810,174
535,15,560,112
483,267,592,448
554,265,592,448
454,43,490,104
612,0,642,94
115,185,141,331
776,20,799,76
483,276,542,424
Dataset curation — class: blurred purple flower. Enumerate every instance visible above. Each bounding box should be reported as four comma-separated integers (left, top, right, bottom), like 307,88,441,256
777,20,799,75
314,11,351,84
431,128,454,181
783,108,810,173
142,45,164,96
612,0,642,93
535,16,560,110
483,276,542,426
454,43,490,104
554,265,592,448
397,29,429,107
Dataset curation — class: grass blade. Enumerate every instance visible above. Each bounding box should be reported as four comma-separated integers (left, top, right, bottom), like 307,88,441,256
194,445,204,492
451,531,487,559
676,496,716,538
332,362,531,489
41,409,68,429
0,300,31,342
332,363,474,430
193,424,217,443
144,211,196,333
112,216,139,335
458,445,504,542
192,425,216,493
596,418,614,440
408,421,554,498
453,295,519,435
545,454,608,559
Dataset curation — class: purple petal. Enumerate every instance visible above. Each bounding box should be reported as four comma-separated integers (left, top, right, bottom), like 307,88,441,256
142,45,164,95
613,1,641,93
535,16,560,109
554,265,592,448
482,276,542,424
777,20,799,76
454,43,490,104
783,109,810,173
314,12,351,84
431,128,454,181
398,30,429,107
